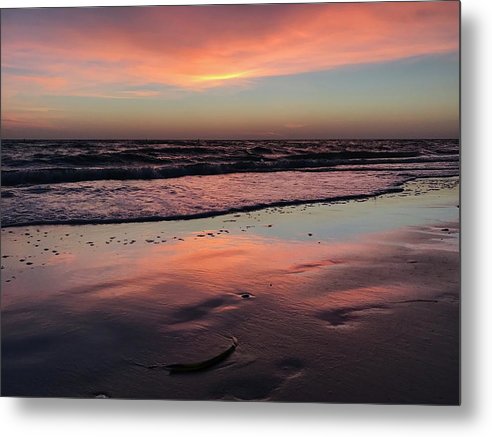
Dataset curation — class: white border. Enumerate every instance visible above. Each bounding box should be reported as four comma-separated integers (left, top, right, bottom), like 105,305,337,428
2,1,492,436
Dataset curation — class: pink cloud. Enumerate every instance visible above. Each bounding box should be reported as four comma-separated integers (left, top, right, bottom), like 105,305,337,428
1,2,459,97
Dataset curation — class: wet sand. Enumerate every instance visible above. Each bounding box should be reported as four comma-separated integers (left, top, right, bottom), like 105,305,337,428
1,178,459,403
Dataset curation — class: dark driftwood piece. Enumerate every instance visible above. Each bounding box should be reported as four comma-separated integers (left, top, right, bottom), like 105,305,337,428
164,336,238,374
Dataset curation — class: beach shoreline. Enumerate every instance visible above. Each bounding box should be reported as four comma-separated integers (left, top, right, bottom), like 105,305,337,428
1,177,460,403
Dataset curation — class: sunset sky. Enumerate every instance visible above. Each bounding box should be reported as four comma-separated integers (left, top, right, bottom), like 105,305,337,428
1,2,460,139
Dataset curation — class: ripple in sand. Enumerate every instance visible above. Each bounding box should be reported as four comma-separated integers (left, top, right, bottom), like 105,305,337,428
211,375,283,401
287,259,341,274
276,357,304,379
169,296,234,324
317,304,388,327
395,299,439,304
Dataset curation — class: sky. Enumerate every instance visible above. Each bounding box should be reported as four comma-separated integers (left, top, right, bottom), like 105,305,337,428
1,2,460,139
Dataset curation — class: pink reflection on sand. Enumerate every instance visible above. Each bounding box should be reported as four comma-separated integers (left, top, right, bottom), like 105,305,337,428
2,220,457,329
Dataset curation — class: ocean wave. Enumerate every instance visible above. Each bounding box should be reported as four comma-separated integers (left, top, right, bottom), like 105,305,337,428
1,154,458,186
1,187,406,228
1,170,459,228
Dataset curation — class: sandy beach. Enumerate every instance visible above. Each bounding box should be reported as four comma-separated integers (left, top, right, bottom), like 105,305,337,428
1,177,459,403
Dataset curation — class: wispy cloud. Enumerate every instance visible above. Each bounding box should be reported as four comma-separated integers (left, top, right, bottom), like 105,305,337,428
284,123,308,129
2,2,459,96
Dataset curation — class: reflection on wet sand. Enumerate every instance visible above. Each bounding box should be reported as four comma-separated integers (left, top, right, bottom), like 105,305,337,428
1,179,459,403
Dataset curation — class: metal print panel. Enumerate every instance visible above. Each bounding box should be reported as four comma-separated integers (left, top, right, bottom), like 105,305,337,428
0,1,460,403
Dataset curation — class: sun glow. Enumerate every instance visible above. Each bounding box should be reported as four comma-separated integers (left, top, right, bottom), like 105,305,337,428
195,71,251,82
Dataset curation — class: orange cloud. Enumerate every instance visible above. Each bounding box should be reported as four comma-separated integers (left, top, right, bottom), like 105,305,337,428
1,2,459,95
16,74,65,88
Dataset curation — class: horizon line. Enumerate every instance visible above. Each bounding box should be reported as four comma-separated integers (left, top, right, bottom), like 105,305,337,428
1,137,461,142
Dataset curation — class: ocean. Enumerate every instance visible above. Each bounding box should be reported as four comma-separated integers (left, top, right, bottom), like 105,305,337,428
1,139,459,227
